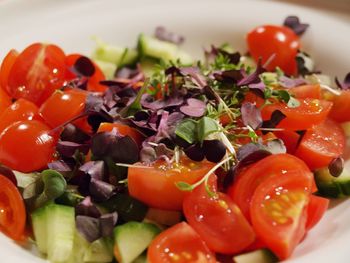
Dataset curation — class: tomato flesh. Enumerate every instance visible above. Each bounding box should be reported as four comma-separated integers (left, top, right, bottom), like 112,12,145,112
7,43,67,105
0,49,19,93
305,195,329,231
326,90,350,123
183,175,255,254
0,120,58,172
289,84,321,99
147,222,216,263
295,118,345,170
0,175,26,240
128,157,213,210
247,25,300,75
250,171,312,260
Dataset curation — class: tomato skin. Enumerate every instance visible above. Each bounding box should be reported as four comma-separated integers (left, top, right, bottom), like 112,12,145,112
39,89,87,128
65,54,106,92
261,98,333,130
227,154,312,221
295,118,345,170
0,120,57,172
274,130,300,154
289,84,321,99
247,25,300,75
7,43,67,105
0,49,19,93
326,90,350,123
0,98,42,134
183,175,255,254
128,158,214,210
0,88,12,114
97,122,144,146
305,195,329,231
0,174,26,240
147,222,216,263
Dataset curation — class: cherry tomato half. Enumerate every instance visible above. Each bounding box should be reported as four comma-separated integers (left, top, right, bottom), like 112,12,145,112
183,175,255,254
0,174,26,240
147,222,216,263
128,157,214,210
97,122,144,146
0,88,12,114
325,90,350,123
305,195,329,231
247,25,300,75
295,118,345,170
0,49,19,92
7,43,67,105
250,171,312,260
289,84,321,100
0,120,58,172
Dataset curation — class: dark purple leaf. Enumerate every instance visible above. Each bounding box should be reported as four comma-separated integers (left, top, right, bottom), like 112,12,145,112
47,160,73,178
155,26,185,45
204,45,241,65
283,16,309,36
237,149,271,169
141,94,183,110
89,178,116,202
56,141,89,158
335,73,350,90
140,146,157,163
110,136,139,164
0,164,17,186
91,131,120,158
60,123,91,144
116,67,141,79
203,140,226,163
85,93,104,113
214,69,243,84
185,144,205,162
237,60,266,87
73,56,96,77
265,139,287,154
179,67,207,88
79,161,105,181
180,98,206,117
248,81,266,91
76,215,100,242
328,157,344,178
100,212,118,237
75,196,101,218
241,102,263,130
237,143,264,161
261,110,286,132
279,76,306,88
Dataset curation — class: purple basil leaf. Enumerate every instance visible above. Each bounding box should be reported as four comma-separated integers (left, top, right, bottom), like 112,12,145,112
248,81,266,91
47,160,73,178
0,164,17,186
110,136,139,164
185,143,205,162
89,178,116,202
328,157,344,178
79,161,105,181
73,56,96,77
237,60,266,87
203,140,226,163
261,110,286,132
91,132,119,158
179,67,207,88
155,26,185,45
76,215,100,242
335,73,350,90
116,67,141,79
215,69,243,84
140,146,157,163
60,123,91,144
99,212,118,237
85,93,104,113
279,76,306,88
75,196,101,218
180,98,206,117
238,149,271,169
241,102,263,130
264,139,287,154
141,94,183,110
56,141,89,157
283,16,309,36
237,143,265,161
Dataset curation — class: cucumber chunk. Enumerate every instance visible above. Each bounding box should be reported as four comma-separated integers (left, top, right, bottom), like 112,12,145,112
233,249,278,263
31,205,49,254
66,230,90,263
132,253,148,263
94,59,117,79
314,166,350,198
114,221,160,263
84,237,114,263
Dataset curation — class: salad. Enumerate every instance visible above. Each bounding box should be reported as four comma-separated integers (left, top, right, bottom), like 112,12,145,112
0,15,349,263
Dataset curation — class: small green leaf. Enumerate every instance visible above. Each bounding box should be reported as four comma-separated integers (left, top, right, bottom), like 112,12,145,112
197,116,219,142
41,170,67,199
275,90,290,103
287,97,300,108
175,181,194,191
175,119,197,144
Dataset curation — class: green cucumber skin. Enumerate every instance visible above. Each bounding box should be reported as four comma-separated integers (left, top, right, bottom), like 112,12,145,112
233,249,278,263
31,205,49,254
314,167,350,198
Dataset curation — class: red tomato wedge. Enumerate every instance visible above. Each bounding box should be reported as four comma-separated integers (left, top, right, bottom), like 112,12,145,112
147,222,216,263
0,175,26,240
0,49,19,92
305,195,329,231
274,130,300,154
261,98,333,130
65,54,106,92
227,154,312,221
0,99,42,134
39,89,87,128
7,43,67,105
250,171,312,260
326,90,350,123
289,84,321,99
183,175,255,254
0,88,12,114
97,122,144,146
128,157,214,210
0,120,58,172
295,118,345,170
247,25,300,75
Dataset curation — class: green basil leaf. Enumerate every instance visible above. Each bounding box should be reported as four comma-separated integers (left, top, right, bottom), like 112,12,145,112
275,90,290,103
197,116,219,143
175,119,197,144
287,97,300,108
41,170,67,199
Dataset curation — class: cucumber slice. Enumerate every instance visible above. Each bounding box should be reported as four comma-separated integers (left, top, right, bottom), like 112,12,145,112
31,205,49,254
314,166,350,198
92,38,125,65
120,48,139,67
145,208,182,226
140,58,158,78
233,249,278,263
132,253,148,263
114,221,160,263
66,230,90,263
84,237,114,263
47,204,75,262
94,59,117,80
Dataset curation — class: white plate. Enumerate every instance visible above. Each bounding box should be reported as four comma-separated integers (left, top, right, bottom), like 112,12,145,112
0,0,349,262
